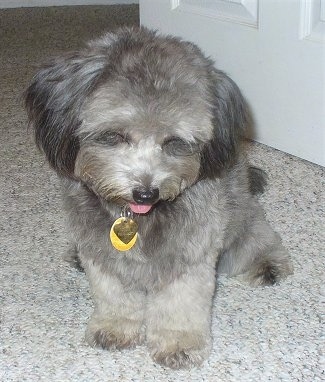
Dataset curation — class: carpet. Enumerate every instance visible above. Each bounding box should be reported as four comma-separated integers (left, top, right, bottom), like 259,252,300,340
0,5,324,381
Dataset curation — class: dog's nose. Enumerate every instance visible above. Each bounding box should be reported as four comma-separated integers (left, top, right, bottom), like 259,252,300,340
132,188,159,204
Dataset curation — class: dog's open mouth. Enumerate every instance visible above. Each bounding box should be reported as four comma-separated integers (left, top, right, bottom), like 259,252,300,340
129,203,153,214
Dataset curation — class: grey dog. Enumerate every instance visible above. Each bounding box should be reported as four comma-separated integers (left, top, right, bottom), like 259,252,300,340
25,27,292,369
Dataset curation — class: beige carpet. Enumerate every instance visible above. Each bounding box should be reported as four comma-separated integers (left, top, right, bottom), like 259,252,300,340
0,5,324,381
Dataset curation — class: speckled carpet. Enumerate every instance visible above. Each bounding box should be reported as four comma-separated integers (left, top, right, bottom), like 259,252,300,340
0,5,324,382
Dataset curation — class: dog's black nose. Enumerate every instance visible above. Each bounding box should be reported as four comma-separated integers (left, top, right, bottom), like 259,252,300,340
132,188,159,204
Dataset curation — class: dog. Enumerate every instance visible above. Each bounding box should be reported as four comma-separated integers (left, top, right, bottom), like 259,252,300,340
25,27,292,369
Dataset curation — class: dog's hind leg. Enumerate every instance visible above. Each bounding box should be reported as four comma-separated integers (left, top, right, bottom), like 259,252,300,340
217,205,293,286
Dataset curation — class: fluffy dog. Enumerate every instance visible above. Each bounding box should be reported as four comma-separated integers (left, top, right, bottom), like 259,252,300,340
25,27,292,369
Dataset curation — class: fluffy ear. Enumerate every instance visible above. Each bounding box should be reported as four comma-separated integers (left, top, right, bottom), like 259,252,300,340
200,70,249,178
24,51,107,177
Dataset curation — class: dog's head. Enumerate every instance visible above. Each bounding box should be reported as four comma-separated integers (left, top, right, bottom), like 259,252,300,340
25,27,248,213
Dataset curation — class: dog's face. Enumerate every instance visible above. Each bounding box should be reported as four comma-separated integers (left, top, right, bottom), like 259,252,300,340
25,27,248,212
74,70,213,212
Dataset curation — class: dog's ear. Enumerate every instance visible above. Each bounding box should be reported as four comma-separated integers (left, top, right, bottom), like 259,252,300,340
200,70,249,178
24,52,107,177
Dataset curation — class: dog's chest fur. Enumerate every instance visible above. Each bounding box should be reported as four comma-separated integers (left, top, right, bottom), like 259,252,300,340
62,173,242,291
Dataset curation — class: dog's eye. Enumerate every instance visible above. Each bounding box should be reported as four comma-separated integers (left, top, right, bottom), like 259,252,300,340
94,132,129,146
163,137,198,156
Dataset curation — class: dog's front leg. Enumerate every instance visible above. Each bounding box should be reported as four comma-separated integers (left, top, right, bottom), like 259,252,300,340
146,263,216,369
84,261,146,350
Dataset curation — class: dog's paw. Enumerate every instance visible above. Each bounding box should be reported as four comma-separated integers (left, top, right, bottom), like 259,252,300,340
148,329,210,369
86,317,144,350
245,253,293,286
151,347,208,369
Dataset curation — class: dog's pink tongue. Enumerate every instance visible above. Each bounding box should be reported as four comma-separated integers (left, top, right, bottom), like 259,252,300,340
129,203,153,214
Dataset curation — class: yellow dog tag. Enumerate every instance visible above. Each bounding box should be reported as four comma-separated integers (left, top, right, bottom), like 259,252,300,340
110,217,138,251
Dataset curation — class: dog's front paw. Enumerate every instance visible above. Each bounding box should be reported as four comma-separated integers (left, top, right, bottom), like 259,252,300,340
151,347,208,369
148,329,210,369
86,317,144,350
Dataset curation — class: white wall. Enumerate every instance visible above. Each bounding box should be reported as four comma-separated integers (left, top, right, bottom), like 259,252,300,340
0,0,138,8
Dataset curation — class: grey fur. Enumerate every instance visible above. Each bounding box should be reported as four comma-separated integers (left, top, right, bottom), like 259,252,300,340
25,27,292,369
248,166,268,195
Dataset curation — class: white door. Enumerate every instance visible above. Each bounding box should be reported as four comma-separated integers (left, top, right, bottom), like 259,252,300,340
140,0,325,166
